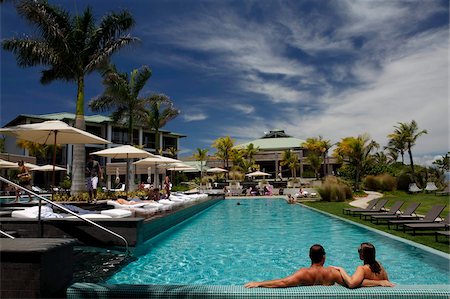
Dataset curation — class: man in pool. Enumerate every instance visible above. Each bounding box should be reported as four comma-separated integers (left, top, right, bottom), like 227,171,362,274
244,244,391,288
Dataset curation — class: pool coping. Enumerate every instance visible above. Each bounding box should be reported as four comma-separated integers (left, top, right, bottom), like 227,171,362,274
299,202,450,260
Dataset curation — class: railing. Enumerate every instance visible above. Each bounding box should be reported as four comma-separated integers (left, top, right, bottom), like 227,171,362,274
0,176,130,254
0,229,15,239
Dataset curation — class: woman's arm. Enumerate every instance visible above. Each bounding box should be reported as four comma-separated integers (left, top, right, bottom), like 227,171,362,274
245,269,307,288
331,266,365,288
362,279,395,287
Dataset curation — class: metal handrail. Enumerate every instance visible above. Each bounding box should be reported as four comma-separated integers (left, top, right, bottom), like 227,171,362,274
0,229,15,239
0,176,129,254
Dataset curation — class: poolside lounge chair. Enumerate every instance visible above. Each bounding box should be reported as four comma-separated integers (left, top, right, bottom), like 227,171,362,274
403,213,450,235
435,230,450,242
346,199,388,216
408,183,422,193
342,198,380,215
388,205,446,230
370,202,421,224
424,182,438,193
360,201,404,220
435,184,450,196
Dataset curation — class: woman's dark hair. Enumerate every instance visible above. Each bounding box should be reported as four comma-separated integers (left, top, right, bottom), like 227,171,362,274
359,242,381,274
18,160,24,166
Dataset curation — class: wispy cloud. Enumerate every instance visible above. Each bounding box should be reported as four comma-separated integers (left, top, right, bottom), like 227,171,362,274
182,112,208,122
231,103,255,114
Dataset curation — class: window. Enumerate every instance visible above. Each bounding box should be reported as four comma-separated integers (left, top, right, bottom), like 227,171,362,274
112,127,138,144
143,132,156,149
163,136,177,150
86,125,102,138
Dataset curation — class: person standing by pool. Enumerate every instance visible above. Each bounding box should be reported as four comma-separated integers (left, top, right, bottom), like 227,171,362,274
86,156,103,203
331,242,394,288
15,160,33,202
163,175,171,199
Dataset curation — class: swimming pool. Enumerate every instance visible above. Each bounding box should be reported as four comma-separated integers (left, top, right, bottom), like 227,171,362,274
107,198,450,285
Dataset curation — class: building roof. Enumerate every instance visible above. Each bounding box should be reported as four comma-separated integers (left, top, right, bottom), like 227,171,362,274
234,130,305,151
4,113,186,137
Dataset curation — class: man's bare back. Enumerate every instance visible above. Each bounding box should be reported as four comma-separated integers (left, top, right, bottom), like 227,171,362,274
244,265,344,288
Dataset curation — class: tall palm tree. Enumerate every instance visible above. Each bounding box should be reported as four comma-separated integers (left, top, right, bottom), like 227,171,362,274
89,65,151,145
385,134,407,164
391,120,427,178
144,94,180,153
193,148,208,187
2,1,137,194
280,149,299,179
302,137,324,179
212,136,235,170
334,134,379,191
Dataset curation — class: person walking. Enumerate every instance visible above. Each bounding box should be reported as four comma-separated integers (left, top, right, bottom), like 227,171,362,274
86,156,103,203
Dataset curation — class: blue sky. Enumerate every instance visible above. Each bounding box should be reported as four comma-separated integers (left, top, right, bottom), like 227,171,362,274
1,0,448,163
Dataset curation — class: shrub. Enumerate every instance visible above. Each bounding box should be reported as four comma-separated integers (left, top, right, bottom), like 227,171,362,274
318,177,353,202
364,175,379,191
378,174,397,191
397,174,412,191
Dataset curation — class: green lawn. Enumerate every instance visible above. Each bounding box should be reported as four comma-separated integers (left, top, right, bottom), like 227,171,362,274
303,191,450,254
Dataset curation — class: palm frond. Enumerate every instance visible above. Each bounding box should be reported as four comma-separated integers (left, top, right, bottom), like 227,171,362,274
131,66,152,97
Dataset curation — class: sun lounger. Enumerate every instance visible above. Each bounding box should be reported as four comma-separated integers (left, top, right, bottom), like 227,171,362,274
435,230,450,242
435,184,450,196
345,199,388,216
360,201,404,220
342,198,380,215
11,206,64,219
388,205,446,230
403,213,450,235
370,202,420,224
100,209,133,218
107,200,147,209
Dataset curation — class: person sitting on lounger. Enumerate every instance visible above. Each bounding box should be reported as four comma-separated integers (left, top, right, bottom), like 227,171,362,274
147,187,160,201
331,242,394,288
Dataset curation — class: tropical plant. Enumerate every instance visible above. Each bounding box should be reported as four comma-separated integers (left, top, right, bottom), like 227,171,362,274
2,0,137,194
385,134,407,164
167,147,178,158
212,136,234,169
193,148,208,187
334,134,379,191
432,153,449,172
144,94,179,152
280,149,299,179
242,143,259,161
89,65,151,145
302,137,325,179
0,137,5,153
16,140,60,164
389,120,427,179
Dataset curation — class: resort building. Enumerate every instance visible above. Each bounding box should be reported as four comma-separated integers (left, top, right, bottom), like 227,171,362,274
1,112,186,186
234,130,340,179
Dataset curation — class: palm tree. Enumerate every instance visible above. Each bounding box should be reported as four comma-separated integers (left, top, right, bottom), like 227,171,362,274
385,134,407,164
280,149,299,179
242,143,259,161
334,134,379,191
89,65,151,145
302,137,325,179
391,120,427,178
144,94,180,153
193,148,208,188
212,136,235,170
2,1,137,194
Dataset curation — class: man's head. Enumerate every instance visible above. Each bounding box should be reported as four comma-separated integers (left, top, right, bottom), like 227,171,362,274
309,244,326,265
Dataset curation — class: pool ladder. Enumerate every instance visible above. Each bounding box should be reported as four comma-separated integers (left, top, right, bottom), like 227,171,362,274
0,175,130,254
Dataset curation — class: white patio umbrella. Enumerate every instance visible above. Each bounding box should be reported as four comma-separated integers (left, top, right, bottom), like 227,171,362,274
0,120,110,187
134,155,181,187
31,164,67,172
246,170,271,177
0,159,17,169
91,145,155,191
206,167,228,173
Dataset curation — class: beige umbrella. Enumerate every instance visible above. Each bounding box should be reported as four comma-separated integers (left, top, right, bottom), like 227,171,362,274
134,155,181,187
207,167,228,173
0,159,17,169
246,170,271,177
31,164,67,172
0,120,110,187
91,145,155,191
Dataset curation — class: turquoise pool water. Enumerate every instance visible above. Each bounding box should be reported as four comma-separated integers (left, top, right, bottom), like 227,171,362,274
107,199,450,285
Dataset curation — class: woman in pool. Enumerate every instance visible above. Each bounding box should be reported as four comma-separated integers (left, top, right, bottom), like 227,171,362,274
331,242,394,288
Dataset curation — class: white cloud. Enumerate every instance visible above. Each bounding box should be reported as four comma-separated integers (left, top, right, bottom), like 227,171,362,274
183,113,208,122
231,104,255,114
